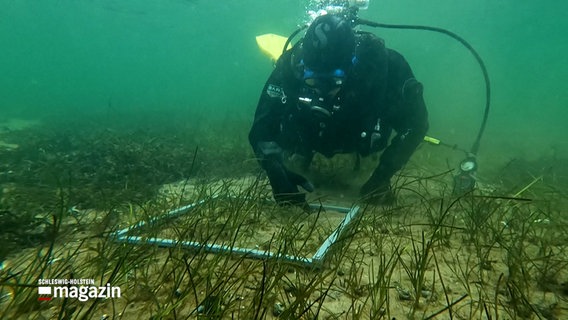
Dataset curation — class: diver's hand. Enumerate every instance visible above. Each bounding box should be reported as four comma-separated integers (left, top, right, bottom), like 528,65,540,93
276,170,314,213
286,170,314,193
265,160,313,210
274,191,311,211
360,174,395,205
273,170,313,210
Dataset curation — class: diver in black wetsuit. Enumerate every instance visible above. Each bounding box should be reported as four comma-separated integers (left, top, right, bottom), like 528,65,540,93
249,14,429,208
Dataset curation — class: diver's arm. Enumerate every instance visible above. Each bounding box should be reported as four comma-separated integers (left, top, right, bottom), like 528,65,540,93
248,53,292,165
248,57,313,207
361,50,429,196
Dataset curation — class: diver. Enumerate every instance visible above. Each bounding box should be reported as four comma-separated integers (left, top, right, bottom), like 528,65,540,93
249,13,429,208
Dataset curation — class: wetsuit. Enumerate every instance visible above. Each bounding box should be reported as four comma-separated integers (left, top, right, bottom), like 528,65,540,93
249,32,429,204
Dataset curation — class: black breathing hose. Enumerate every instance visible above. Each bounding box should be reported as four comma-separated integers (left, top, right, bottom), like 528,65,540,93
356,18,491,156
282,25,307,57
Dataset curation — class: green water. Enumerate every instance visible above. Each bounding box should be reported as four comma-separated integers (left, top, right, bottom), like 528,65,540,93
1,0,567,158
1,3,567,318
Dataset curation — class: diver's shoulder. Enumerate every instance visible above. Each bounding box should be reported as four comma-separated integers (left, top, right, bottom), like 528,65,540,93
274,49,293,69
356,32,407,64
354,31,389,64
356,31,385,47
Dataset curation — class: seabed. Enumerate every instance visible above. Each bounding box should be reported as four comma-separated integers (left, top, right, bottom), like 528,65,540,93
1,115,567,319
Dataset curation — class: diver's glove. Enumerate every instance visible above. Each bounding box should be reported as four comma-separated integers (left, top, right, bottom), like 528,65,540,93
257,142,314,210
267,164,314,212
271,168,314,208
360,169,395,205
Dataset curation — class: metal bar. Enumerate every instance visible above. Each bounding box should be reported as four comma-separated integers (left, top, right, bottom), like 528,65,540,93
115,235,314,266
113,197,213,238
309,203,352,213
312,205,360,263
112,197,357,268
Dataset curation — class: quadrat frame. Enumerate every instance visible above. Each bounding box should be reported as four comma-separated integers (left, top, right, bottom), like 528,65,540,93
112,196,361,267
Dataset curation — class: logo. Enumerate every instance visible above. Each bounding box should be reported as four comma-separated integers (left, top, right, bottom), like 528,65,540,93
266,84,286,99
37,279,121,302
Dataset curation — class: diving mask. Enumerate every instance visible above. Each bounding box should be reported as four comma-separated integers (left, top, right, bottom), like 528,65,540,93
303,68,345,94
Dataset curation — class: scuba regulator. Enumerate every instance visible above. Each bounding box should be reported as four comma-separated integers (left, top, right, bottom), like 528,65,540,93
298,91,339,120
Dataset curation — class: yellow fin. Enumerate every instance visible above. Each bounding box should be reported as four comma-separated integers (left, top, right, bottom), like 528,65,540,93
256,33,292,62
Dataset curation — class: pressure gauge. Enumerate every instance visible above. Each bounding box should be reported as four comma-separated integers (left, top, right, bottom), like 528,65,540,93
460,157,477,173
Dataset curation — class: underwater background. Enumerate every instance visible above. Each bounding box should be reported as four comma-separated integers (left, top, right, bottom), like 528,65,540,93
1,0,567,161
2,1,568,319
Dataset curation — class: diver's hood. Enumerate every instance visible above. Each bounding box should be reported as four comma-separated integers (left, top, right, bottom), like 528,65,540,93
302,14,356,72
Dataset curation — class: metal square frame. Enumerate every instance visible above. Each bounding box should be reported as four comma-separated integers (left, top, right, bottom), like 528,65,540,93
111,197,360,267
